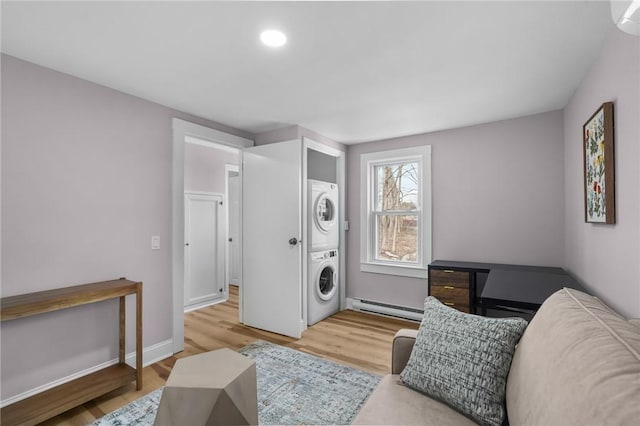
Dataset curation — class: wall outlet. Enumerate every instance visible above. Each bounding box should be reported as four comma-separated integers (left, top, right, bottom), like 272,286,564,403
344,221,349,231
151,235,160,250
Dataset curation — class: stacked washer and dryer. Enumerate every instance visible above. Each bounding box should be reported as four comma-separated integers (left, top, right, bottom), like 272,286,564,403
307,179,340,325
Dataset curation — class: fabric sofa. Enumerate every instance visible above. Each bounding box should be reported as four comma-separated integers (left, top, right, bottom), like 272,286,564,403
353,288,640,425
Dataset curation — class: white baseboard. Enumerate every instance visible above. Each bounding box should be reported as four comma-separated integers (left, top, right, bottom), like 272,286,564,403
125,338,173,368
345,297,355,310
1,339,173,408
184,296,226,313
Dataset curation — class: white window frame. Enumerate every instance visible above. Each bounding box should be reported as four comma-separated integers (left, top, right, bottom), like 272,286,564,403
360,146,431,278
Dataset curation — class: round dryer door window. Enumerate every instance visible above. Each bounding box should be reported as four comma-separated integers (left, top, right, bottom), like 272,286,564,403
314,195,336,233
317,265,336,301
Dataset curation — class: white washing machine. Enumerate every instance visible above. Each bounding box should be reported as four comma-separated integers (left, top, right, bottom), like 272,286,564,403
307,249,339,325
308,179,339,252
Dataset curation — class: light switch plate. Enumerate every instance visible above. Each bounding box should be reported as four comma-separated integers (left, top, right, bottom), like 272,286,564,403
151,235,160,250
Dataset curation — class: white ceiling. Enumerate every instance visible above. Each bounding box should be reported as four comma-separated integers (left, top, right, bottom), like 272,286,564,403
1,1,615,144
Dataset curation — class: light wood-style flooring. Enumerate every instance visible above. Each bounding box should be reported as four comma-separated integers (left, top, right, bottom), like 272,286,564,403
40,286,418,425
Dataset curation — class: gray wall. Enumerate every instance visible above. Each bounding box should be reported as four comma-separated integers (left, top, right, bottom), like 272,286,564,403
307,149,337,184
563,29,640,318
346,110,566,309
255,124,346,152
254,125,299,146
184,143,239,194
0,54,251,400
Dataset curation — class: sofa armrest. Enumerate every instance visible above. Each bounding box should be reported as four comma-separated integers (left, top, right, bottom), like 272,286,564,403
391,328,419,374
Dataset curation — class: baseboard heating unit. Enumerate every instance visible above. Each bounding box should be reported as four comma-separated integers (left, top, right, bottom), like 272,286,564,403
348,298,423,322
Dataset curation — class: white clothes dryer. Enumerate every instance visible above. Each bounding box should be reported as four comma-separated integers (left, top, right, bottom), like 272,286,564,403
307,249,339,325
308,179,339,252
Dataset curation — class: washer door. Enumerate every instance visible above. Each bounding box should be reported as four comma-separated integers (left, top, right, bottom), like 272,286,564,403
314,193,336,233
316,263,337,301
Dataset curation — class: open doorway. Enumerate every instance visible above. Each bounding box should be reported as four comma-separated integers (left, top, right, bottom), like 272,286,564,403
183,138,239,312
172,119,253,353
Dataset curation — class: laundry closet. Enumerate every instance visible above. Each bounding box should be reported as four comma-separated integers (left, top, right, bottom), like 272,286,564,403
241,137,345,338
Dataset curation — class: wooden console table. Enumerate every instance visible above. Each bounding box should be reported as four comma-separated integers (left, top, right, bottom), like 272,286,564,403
0,278,142,426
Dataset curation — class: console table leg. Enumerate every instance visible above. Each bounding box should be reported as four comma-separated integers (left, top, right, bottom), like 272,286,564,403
119,296,125,364
136,285,143,390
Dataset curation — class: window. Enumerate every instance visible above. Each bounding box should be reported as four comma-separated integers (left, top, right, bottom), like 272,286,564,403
360,146,431,278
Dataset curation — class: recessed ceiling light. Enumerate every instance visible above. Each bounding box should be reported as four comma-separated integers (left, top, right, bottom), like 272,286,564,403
260,29,287,48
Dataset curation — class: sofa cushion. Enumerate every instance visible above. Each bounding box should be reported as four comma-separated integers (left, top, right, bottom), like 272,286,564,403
400,297,528,426
506,288,640,425
352,374,477,426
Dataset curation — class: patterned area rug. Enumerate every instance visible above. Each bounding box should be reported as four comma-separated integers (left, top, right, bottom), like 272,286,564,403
91,340,380,425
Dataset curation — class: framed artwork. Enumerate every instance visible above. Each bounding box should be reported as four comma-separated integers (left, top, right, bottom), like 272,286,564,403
583,102,615,224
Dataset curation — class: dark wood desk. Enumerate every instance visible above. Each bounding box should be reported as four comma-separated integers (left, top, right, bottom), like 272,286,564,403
480,268,584,314
428,260,585,316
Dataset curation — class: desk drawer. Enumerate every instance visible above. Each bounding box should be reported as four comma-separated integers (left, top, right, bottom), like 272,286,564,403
430,285,470,313
430,269,469,288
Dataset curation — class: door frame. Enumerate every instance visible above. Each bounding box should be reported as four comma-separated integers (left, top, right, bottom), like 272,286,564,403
225,164,240,290
172,118,253,354
303,138,346,317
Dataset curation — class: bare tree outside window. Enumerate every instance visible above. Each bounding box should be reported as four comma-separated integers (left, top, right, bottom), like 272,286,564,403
374,162,419,262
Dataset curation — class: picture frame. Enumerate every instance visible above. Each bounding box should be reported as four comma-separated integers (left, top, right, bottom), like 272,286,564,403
583,101,615,224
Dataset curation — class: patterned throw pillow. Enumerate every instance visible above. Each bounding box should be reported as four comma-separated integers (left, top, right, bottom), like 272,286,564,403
400,297,528,426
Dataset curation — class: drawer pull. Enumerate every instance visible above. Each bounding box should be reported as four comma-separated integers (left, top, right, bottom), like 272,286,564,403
444,302,455,306
443,270,455,273
443,285,455,290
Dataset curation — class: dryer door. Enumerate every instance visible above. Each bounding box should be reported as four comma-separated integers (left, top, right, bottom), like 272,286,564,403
317,263,337,301
314,194,337,233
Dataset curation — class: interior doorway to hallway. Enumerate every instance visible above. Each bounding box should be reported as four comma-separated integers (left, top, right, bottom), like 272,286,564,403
183,137,240,312
172,118,253,354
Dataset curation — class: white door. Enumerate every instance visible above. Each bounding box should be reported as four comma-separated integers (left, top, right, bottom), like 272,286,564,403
242,140,304,338
184,193,224,309
228,173,240,286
